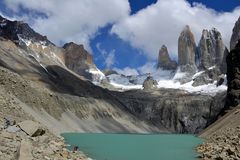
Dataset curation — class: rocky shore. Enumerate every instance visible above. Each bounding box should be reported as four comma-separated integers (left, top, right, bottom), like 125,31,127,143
197,125,240,160
0,89,89,160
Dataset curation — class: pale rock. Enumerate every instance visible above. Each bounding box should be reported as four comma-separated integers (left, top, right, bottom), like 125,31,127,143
18,120,45,137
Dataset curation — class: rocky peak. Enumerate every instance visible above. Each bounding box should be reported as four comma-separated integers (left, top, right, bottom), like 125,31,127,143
178,25,197,73
198,28,226,71
230,16,240,51
0,15,52,45
63,42,97,80
63,42,93,66
157,45,177,70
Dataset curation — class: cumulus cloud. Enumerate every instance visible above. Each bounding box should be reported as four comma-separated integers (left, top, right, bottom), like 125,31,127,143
111,0,240,59
96,43,115,68
114,67,139,76
3,0,130,50
113,62,156,76
137,62,156,74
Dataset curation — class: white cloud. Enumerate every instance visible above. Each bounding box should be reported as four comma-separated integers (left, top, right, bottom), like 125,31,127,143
111,0,240,59
138,62,156,74
3,0,130,50
96,43,115,68
114,67,139,76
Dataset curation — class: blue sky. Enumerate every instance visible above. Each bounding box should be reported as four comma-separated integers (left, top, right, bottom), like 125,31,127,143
0,0,240,75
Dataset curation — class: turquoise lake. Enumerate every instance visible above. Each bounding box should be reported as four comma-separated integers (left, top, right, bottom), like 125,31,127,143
62,133,203,160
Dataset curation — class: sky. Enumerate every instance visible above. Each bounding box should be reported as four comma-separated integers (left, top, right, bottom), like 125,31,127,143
0,0,240,75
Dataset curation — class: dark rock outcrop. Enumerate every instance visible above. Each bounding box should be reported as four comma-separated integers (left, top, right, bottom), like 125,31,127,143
178,25,197,73
0,15,52,45
230,16,240,51
114,89,226,134
157,45,177,70
226,40,240,108
143,76,158,91
198,28,227,71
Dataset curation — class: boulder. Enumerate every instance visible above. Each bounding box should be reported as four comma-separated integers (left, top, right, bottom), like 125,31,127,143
178,25,197,73
157,45,177,70
18,120,45,137
143,76,158,91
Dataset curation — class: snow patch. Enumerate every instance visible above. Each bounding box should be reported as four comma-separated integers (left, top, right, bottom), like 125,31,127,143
0,22,6,27
110,82,143,90
88,68,106,82
157,80,227,95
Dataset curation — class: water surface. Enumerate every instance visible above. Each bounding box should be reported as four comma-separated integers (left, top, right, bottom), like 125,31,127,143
62,133,202,160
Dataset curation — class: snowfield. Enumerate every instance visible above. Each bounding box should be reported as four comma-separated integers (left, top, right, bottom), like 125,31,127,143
107,69,227,95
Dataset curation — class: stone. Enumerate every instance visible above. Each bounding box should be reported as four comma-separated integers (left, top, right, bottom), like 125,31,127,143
18,120,45,137
38,135,49,143
6,125,21,133
44,156,51,160
49,144,60,153
178,25,197,73
43,147,55,155
1,131,14,139
143,76,158,91
18,139,33,160
157,45,177,70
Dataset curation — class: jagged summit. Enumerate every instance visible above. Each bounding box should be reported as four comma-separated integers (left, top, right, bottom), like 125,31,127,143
0,15,52,45
198,28,227,70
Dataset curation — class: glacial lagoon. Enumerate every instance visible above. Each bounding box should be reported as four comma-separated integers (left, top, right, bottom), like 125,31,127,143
62,133,202,160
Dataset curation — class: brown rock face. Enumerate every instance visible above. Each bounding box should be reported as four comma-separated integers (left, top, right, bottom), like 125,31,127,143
63,42,93,66
157,45,177,70
230,16,240,51
63,42,95,80
226,40,240,108
178,25,197,73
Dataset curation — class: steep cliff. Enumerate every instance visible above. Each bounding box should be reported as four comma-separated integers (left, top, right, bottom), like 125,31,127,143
230,16,240,51
63,42,104,81
178,25,197,73
226,40,240,108
198,28,227,71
